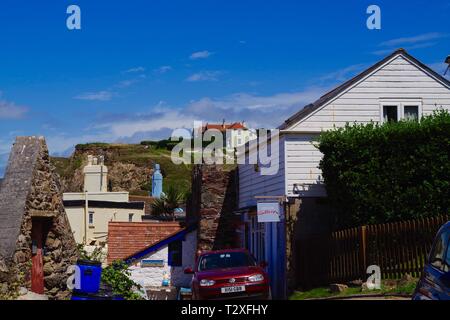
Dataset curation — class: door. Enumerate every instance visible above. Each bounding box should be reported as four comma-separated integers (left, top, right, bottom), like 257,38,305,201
31,219,45,294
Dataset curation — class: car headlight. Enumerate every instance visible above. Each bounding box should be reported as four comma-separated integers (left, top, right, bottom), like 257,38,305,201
200,279,216,287
248,274,264,282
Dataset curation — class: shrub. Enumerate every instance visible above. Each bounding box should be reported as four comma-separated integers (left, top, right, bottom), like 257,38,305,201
101,261,143,300
317,110,450,228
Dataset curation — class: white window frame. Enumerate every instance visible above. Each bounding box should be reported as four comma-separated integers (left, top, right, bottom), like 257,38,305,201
379,98,423,123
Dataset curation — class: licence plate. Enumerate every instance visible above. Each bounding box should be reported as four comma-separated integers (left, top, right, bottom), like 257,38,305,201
221,286,246,294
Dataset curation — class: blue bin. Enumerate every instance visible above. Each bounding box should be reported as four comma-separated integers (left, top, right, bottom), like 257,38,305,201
77,259,102,294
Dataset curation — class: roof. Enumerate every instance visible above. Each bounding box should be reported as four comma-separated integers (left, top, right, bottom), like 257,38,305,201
279,49,450,130
202,122,247,132
63,200,144,210
107,221,184,264
124,223,197,264
129,195,155,215
0,137,42,260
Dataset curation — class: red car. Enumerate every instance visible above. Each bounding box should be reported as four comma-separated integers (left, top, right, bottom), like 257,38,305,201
184,249,271,300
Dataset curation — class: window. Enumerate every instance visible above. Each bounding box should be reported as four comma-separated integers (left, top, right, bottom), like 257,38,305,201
429,230,449,272
198,252,256,271
404,106,419,121
88,211,94,225
128,213,134,222
383,105,398,123
168,241,183,266
380,100,422,123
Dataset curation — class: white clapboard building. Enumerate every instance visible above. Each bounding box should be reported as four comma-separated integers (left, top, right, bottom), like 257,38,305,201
237,49,450,299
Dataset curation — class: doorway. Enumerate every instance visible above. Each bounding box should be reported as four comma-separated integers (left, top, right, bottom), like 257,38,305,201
31,219,49,294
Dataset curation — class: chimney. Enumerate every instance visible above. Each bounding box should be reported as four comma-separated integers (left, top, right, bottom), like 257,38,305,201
83,155,108,193
151,163,163,198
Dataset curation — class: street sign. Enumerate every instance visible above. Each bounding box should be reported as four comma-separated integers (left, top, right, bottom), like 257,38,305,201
257,202,281,223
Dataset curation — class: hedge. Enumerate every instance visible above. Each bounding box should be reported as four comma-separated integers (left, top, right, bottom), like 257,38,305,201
317,110,450,229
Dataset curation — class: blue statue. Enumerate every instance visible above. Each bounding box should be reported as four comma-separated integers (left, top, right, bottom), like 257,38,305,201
151,163,163,198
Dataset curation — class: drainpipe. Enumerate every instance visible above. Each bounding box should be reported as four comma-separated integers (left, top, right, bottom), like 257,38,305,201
84,191,89,245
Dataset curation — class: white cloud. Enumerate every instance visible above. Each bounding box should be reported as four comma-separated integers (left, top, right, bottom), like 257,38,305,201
0,93,28,119
74,91,114,101
96,110,199,139
124,67,145,73
379,33,448,47
319,64,367,82
186,71,221,82
0,101,28,119
372,32,449,56
155,66,172,74
47,86,326,155
190,51,213,60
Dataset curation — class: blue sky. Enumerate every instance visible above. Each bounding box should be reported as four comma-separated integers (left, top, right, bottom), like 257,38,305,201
0,0,449,175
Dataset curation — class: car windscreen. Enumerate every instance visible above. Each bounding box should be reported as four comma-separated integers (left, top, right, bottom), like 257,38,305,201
198,252,256,271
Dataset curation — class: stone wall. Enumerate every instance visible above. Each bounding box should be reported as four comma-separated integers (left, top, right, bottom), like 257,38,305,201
0,137,78,299
190,165,239,251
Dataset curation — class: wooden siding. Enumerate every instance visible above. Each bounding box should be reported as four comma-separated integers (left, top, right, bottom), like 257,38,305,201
288,56,450,132
284,134,325,197
238,136,286,209
238,54,450,203
282,55,450,197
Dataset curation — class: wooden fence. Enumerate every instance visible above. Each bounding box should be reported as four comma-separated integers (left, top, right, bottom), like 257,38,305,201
296,215,448,289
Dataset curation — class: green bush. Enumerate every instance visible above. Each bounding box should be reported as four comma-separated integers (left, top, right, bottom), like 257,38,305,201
317,110,450,229
101,261,143,300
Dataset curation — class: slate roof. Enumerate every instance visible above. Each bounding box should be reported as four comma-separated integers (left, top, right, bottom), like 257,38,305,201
279,49,450,130
107,221,183,264
0,137,42,260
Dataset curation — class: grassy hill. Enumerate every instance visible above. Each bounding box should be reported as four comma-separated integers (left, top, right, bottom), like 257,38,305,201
51,142,192,196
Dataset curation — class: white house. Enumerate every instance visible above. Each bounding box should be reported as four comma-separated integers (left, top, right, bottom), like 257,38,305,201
237,49,450,298
107,222,197,299
199,121,257,149
63,155,146,245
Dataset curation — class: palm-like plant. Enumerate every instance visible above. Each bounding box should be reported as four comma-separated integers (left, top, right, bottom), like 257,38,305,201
150,186,186,220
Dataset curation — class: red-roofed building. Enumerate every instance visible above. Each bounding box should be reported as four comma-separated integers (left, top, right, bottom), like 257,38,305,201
198,120,257,149
107,222,183,263
107,221,197,292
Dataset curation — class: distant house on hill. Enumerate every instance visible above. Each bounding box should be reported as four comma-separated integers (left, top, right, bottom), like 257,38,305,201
199,121,257,149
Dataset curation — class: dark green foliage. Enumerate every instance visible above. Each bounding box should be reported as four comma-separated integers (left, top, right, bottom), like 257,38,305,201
317,110,450,228
140,139,180,151
150,186,186,219
101,261,143,300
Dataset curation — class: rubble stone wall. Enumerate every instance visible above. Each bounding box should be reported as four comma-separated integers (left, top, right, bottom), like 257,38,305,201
0,137,78,299
190,165,239,252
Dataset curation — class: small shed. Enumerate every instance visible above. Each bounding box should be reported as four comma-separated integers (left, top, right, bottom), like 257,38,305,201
0,137,78,299
107,222,197,295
